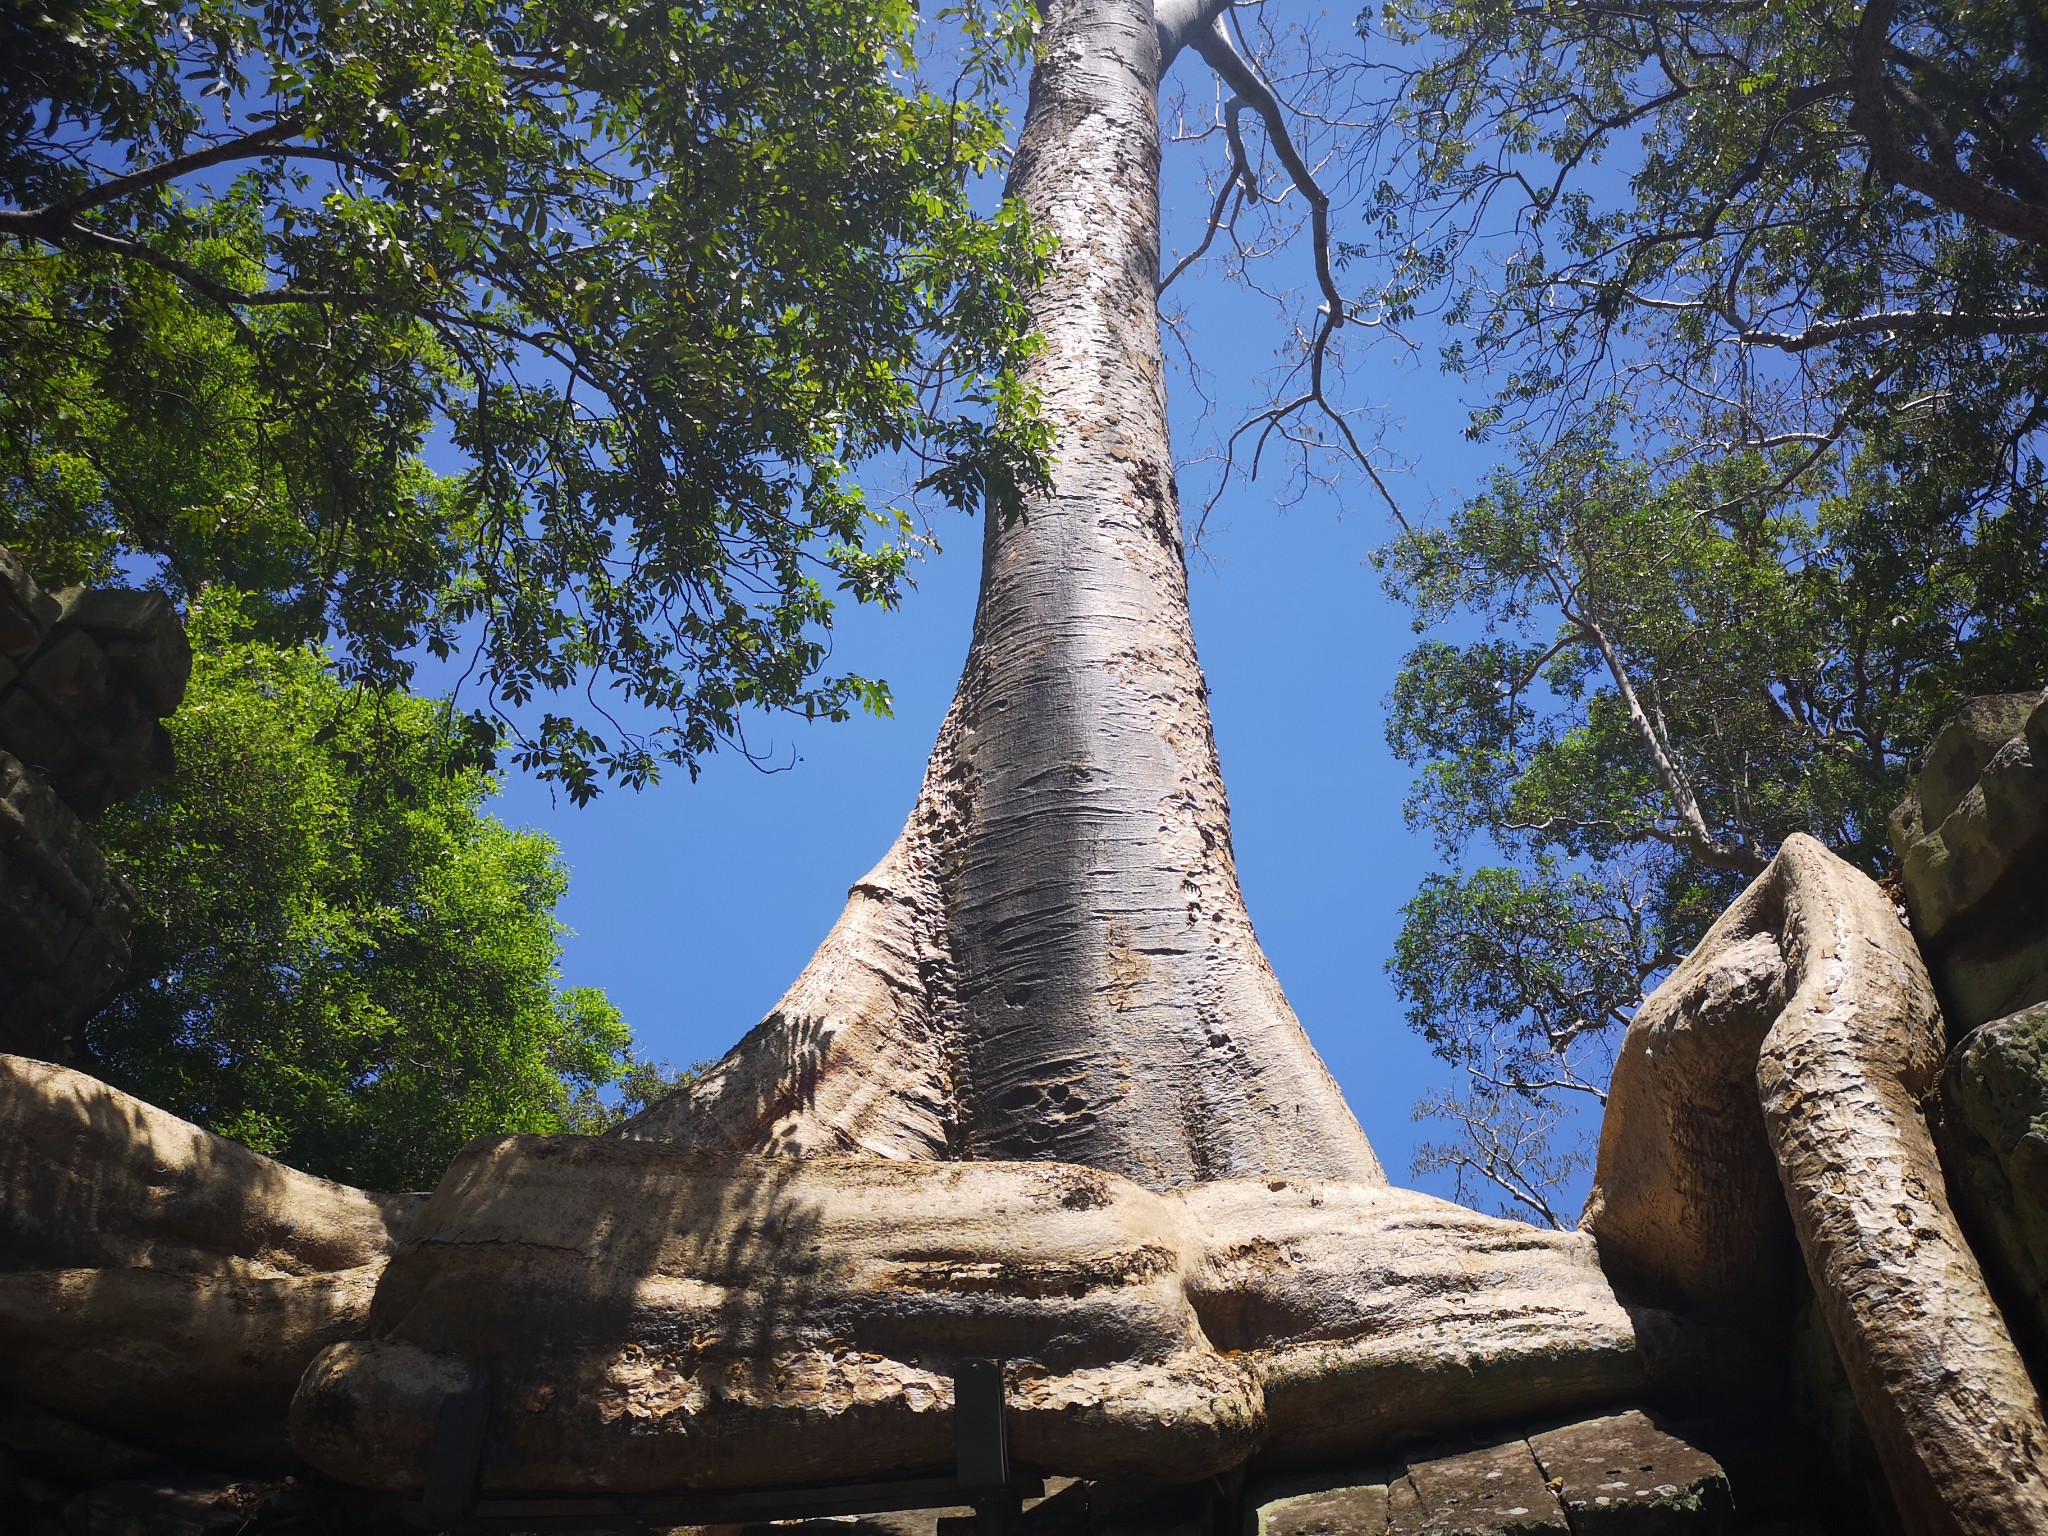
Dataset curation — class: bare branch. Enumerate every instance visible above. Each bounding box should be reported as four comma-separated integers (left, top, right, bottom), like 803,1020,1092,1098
1180,13,1409,526
1191,14,1341,323
1159,101,1250,295
1543,563,1766,875
1738,309,2048,351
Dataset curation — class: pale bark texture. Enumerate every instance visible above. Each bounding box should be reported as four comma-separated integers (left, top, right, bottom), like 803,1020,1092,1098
1585,835,2048,1536
623,0,1379,1190
0,1054,423,1459
290,1138,1681,1493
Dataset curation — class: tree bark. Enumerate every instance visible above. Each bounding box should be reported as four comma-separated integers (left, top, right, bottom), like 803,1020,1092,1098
625,0,1380,1190
1586,836,2048,1536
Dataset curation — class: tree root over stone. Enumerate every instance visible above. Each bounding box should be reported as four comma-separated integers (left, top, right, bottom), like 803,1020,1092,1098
0,1055,423,1461
288,1144,1707,1494
4,839,2043,1535
1587,833,2048,1536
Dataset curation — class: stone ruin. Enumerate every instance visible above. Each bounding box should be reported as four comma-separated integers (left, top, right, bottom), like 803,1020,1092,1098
0,561,2043,1536
0,548,189,1063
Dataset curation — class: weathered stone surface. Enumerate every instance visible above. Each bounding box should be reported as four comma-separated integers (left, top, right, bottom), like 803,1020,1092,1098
287,1138,1699,1496
1891,693,2044,851
1892,690,2048,1028
1251,1473,1392,1536
1586,835,2048,1536
1940,903,2048,1043
0,1056,422,1460
1526,1411,1731,1534
1887,693,2048,1404
0,683,85,789
21,630,143,761
1251,1416,1737,1536
1940,1001,2048,1366
55,589,192,718
0,548,59,660
0,750,137,1058
0,569,189,821
1397,1438,1567,1535
0,555,191,1057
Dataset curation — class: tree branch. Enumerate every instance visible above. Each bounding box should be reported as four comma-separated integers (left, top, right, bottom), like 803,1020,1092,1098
1183,12,1408,527
1159,99,1249,295
1546,568,1766,874
0,120,305,232
1191,14,1341,323
12,218,356,308
1737,309,2048,351
1850,0,2048,247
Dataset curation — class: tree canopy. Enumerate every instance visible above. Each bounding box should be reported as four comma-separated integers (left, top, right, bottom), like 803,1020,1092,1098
0,0,1047,798
80,596,680,1190
8,0,2043,1222
1355,0,2048,1220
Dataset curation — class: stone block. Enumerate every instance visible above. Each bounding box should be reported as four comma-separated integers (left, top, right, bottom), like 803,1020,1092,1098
0,843,93,976
1901,731,2048,949
1385,1475,1424,1535
0,618,185,814
18,629,143,757
1390,1438,1567,1535
1250,1472,1393,1536
1893,692,2048,1039
1942,925,2048,1042
0,751,109,911
57,587,174,642
47,911,130,1003
1526,1410,1732,1534
0,978,76,1061
0,749,134,1055
57,588,191,716
0,548,57,660
0,686,84,786
1941,1002,2048,1370
84,713,173,813
1913,693,2044,838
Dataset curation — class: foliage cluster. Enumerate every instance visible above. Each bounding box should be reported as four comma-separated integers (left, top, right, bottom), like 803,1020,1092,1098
83,597,683,1190
1,0,1048,799
1356,0,2048,1221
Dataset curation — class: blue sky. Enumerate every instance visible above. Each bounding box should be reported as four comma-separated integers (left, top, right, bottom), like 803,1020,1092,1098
478,5,1550,1209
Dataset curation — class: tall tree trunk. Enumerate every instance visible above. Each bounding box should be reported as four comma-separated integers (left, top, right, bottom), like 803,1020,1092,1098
625,0,1380,1190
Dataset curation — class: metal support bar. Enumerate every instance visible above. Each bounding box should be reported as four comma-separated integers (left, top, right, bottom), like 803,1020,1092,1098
955,1358,1013,1536
954,1358,1011,1497
420,1375,492,1525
